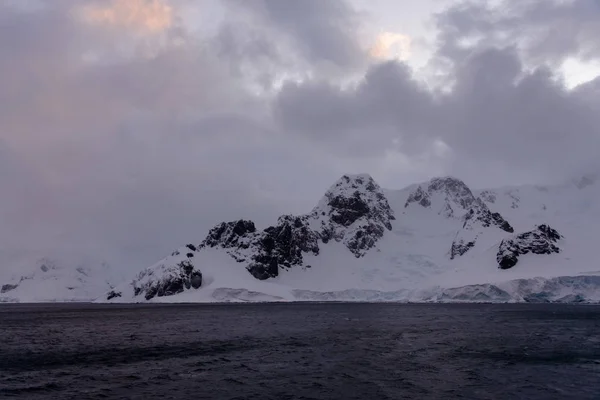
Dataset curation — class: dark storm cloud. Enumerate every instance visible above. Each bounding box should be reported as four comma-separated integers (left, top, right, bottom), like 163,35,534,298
274,61,437,157
276,45,600,184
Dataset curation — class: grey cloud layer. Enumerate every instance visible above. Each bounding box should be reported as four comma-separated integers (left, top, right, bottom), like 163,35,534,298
1,0,598,270
436,0,600,64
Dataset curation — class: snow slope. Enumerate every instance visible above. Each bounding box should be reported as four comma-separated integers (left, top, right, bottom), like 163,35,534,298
0,257,122,302
99,173,600,303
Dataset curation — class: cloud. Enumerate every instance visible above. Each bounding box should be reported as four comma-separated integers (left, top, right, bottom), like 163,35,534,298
1,0,600,271
78,0,173,34
435,0,600,67
238,0,364,67
273,44,600,187
370,32,412,61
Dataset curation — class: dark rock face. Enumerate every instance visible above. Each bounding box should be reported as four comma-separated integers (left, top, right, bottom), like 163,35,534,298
344,222,386,256
328,192,372,227
464,199,514,233
406,177,511,227
201,220,257,249
198,175,395,278
404,186,431,208
449,198,514,259
314,174,395,258
1,284,18,294
106,290,121,300
407,178,514,234
132,260,203,300
497,225,563,270
450,239,475,260
247,215,320,280
205,215,321,281
428,177,477,210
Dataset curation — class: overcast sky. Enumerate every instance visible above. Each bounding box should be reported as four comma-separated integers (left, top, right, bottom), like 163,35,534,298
1,0,599,270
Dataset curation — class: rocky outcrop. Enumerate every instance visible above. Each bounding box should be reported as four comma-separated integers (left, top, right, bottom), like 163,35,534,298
194,174,395,279
312,174,395,257
198,215,321,280
450,197,514,259
404,186,431,208
497,225,562,270
247,215,320,280
428,177,476,210
1,284,18,293
201,220,257,249
105,174,396,293
126,258,203,301
450,239,475,260
406,177,492,220
463,198,513,233
405,177,514,233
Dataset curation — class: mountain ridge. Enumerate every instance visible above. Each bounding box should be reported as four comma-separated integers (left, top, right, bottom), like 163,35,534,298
2,172,599,303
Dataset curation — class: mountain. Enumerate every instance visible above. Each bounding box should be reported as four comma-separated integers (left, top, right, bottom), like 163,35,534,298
100,173,600,303
0,257,122,302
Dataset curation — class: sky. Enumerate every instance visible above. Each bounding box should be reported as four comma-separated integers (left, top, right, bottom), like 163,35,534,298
1,0,600,271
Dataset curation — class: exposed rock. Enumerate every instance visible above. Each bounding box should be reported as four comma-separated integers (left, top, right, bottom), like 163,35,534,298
497,224,562,270
200,215,321,280
406,178,514,235
464,198,514,233
428,177,477,211
404,186,431,208
106,290,121,300
312,174,395,257
246,215,320,280
405,177,509,226
201,220,257,249
196,174,395,278
450,239,475,260
1,284,18,294
450,198,514,259
129,259,203,300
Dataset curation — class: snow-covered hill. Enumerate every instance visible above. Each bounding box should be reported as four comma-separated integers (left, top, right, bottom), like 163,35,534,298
98,173,600,303
0,257,122,302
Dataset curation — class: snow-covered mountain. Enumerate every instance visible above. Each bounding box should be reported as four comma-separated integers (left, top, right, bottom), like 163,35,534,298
0,257,122,302
98,173,600,303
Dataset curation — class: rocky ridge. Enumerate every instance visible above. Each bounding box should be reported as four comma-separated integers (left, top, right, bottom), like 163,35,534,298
497,224,563,269
202,174,394,278
105,174,396,300
100,174,577,302
404,177,514,259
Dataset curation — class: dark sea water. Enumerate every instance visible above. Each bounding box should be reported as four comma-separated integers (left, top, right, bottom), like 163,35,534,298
0,303,599,400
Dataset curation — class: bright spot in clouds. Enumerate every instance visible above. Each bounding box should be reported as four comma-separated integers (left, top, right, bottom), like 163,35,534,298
370,32,412,61
561,57,600,89
79,0,173,34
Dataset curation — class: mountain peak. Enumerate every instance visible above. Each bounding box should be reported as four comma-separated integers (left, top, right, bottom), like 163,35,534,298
405,176,477,217
325,174,378,195
311,174,395,257
428,176,474,204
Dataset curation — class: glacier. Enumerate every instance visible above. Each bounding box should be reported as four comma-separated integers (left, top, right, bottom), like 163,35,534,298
3,173,600,304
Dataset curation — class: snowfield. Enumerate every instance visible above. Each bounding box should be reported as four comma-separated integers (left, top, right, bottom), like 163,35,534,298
3,173,600,303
